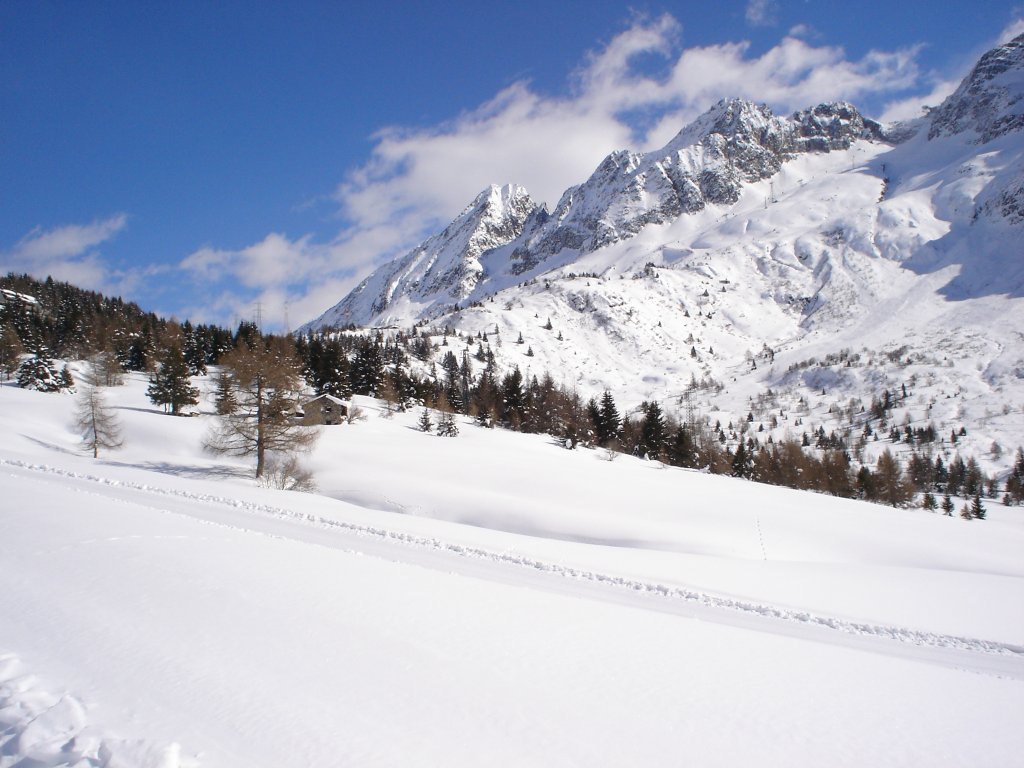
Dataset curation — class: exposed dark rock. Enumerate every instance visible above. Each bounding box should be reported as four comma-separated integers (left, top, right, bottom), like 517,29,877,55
928,33,1024,143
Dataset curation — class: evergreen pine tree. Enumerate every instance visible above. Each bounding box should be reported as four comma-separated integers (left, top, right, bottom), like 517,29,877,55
499,367,525,428
941,493,955,516
57,364,75,392
436,412,459,437
668,424,698,468
971,492,986,520
595,391,621,447
731,440,753,478
1005,448,1024,505
921,491,938,511
147,344,200,415
16,348,61,392
417,408,434,433
637,401,667,460
213,369,238,415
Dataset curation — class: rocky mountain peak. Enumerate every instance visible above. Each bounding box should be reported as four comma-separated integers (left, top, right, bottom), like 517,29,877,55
658,98,772,156
454,183,537,261
928,33,1024,143
303,183,537,328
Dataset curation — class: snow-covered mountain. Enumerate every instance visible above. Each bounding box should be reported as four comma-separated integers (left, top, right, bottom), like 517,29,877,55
315,183,538,326
310,98,893,328
307,35,1024,473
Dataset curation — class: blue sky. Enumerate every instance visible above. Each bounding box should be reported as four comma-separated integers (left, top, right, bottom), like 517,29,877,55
2,1,1022,330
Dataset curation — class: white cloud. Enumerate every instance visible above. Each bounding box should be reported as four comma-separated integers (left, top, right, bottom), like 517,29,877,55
181,233,319,291
999,16,1024,43
878,77,961,123
178,232,376,331
0,214,129,292
5,214,126,264
746,0,778,27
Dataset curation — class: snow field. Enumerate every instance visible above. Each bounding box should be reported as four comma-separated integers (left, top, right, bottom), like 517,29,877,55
1,370,1024,766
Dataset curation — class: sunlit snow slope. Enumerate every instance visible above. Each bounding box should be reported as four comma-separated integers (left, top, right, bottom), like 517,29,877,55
1,370,1023,767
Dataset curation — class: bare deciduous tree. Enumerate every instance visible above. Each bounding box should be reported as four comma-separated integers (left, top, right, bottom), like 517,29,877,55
75,373,124,458
257,453,318,492
204,337,317,478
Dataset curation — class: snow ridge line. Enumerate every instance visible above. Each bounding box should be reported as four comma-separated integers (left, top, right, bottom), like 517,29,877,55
6,458,1023,659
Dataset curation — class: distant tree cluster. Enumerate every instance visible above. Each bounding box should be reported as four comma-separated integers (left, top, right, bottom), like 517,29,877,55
1,272,233,375
298,325,1016,513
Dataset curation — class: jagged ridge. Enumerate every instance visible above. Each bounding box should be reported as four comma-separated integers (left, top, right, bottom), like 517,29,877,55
929,33,1024,143
502,99,887,277
312,98,891,328
311,184,536,327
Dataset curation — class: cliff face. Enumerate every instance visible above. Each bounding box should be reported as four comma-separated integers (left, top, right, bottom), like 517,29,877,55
928,33,1024,143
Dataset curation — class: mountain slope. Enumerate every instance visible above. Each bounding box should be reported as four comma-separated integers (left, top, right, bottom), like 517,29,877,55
306,35,1024,476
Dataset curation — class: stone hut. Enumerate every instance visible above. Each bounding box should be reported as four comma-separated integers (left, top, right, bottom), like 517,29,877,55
300,394,349,426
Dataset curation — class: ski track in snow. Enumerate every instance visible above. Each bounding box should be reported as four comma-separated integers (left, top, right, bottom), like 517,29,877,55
6,458,1023,677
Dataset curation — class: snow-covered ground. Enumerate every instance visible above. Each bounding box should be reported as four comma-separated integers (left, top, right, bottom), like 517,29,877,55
2,370,1023,767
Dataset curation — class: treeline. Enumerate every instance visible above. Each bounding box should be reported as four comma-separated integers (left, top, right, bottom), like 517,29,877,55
296,327,1024,509
0,273,235,376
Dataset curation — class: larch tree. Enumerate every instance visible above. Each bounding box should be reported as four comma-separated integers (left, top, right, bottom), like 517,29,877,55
204,336,317,478
75,368,124,458
0,325,23,381
874,449,915,507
